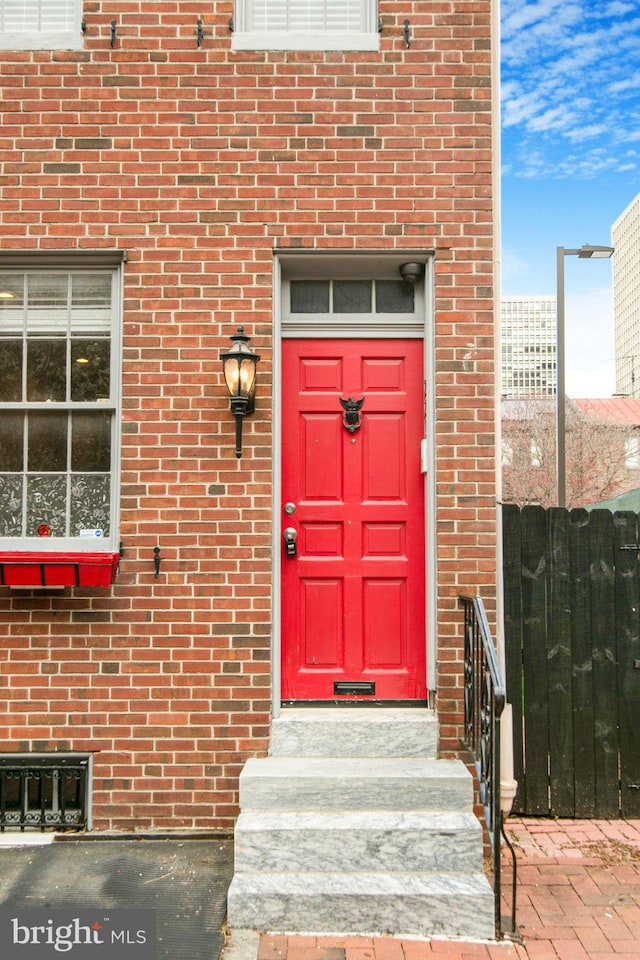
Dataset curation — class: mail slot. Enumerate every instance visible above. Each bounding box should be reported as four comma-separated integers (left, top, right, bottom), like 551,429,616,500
334,681,375,696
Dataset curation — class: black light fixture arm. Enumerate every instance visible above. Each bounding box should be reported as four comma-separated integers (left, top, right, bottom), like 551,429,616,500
230,396,250,459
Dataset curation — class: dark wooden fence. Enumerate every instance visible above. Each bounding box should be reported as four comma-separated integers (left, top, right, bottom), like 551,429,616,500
502,503,640,818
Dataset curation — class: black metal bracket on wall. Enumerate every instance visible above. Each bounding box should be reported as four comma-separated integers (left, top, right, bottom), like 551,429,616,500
153,546,161,578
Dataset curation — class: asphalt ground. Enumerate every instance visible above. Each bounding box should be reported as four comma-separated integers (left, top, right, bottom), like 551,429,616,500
0,835,234,960
2,819,639,960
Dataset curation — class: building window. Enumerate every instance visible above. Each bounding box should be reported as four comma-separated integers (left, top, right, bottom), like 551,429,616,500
281,257,425,338
625,435,640,469
290,278,414,315
0,0,83,51
530,441,542,468
0,255,122,554
0,753,91,831
232,0,379,51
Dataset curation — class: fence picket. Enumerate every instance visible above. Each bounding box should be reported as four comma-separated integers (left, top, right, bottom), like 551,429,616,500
613,512,640,817
547,507,574,816
589,510,619,818
520,505,550,815
502,503,525,805
568,508,596,817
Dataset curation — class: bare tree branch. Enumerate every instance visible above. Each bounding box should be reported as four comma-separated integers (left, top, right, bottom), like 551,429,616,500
502,400,636,508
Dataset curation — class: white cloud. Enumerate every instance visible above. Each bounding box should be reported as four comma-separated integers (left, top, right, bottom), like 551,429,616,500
600,2,635,17
508,147,635,181
501,3,640,180
502,0,580,46
502,90,550,128
608,72,640,95
565,124,608,143
528,106,576,133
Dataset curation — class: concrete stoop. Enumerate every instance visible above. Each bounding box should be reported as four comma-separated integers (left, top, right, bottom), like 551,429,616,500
227,708,494,940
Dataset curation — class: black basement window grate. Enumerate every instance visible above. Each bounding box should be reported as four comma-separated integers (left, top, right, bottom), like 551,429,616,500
0,754,90,832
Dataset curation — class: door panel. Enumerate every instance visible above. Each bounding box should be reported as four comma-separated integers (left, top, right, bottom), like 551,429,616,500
364,579,406,667
281,339,426,701
301,578,344,667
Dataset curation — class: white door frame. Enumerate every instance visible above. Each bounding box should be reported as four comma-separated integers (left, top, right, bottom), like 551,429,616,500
270,251,437,716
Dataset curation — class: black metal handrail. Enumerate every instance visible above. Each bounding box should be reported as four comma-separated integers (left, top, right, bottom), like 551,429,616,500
460,595,517,940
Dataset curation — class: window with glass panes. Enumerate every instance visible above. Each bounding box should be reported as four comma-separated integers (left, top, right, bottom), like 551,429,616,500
0,268,120,549
289,278,415,315
0,0,82,50
232,0,378,50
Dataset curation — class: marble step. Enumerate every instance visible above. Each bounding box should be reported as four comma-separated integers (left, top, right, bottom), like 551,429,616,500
227,871,495,940
238,756,473,812
270,708,438,758
233,810,484,874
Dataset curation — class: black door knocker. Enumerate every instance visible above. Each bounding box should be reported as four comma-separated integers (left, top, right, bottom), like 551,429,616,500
340,396,364,433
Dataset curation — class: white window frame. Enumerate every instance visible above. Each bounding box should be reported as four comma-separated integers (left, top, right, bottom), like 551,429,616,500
232,0,379,51
0,0,83,51
280,253,424,338
0,251,124,555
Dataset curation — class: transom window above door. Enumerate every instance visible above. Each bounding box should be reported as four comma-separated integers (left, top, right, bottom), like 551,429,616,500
290,279,415,315
232,0,379,51
281,257,427,338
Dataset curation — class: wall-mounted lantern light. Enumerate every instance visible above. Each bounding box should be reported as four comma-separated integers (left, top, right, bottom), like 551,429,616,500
221,326,260,458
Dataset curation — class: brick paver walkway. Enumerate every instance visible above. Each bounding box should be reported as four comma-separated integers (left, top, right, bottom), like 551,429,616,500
254,818,640,960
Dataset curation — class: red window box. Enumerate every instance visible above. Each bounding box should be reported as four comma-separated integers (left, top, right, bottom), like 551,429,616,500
0,552,119,588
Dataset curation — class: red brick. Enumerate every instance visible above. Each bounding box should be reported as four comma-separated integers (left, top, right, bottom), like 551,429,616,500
0,0,496,829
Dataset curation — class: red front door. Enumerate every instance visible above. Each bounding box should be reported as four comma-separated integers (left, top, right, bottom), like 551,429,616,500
281,339,426,701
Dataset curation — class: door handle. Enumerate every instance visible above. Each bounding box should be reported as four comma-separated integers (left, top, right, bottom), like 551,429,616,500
283,527,298,557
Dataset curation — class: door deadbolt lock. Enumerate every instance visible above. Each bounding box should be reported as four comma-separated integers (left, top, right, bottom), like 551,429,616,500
283,527,298,557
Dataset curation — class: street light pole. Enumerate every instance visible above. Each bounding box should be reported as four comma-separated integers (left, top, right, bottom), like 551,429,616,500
556,247,567,508
555,244,615,507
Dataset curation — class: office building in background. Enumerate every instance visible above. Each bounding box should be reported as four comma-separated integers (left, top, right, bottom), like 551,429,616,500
613,193,640,398
501,295,557,398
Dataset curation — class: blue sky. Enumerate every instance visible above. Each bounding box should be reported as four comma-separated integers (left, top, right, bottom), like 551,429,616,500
500,0,640,396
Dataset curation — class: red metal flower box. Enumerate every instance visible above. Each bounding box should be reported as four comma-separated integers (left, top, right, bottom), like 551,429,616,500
0,552,119,588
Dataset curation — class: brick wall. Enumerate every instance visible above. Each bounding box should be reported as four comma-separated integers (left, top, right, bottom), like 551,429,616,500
0,1,496,829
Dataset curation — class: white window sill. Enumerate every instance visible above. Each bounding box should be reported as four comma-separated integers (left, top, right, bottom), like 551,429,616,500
0,32,83,51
